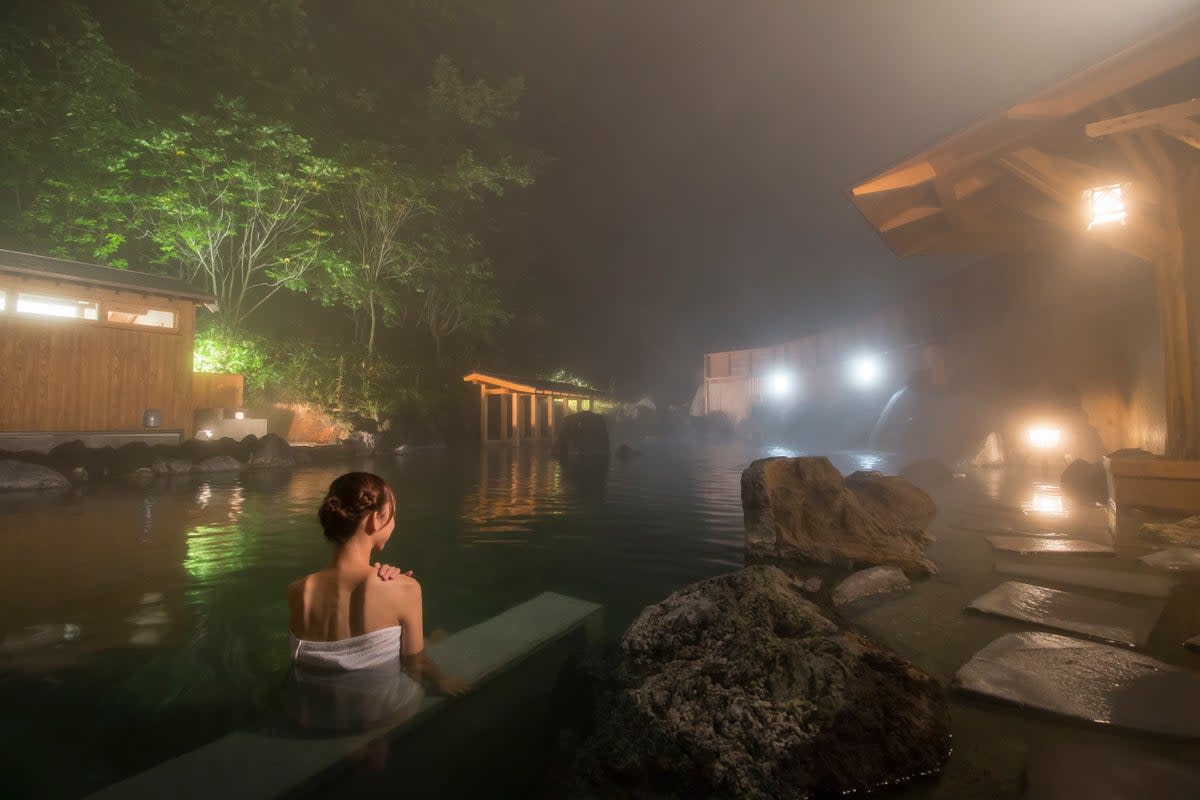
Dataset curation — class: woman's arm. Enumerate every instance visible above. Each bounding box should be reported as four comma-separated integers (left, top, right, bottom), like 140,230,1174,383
393,578,471,696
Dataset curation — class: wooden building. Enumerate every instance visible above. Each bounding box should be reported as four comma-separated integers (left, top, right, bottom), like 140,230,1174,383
463,372,599,444
846,9,1200,507
0,250,217,450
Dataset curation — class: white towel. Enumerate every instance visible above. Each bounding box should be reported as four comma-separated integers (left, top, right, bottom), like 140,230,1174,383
289,625,403,671
284,626,423,732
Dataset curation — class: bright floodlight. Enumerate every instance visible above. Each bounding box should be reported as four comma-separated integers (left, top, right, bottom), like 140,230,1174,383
765,368,795,400
1027,426,1062,449
1085,183,1127,229
848,354,883,388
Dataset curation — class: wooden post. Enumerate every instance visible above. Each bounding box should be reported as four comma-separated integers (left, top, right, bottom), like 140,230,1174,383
547,396,556,437
512,393,523,445
501,393,512,441
1162,163,1200,458
530,392,540,438
479,383,489,444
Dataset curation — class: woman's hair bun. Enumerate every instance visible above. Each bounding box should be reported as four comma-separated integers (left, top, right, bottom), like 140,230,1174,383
318,472,394,544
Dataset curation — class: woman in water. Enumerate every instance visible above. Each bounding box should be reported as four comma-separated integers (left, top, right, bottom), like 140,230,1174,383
287,471,468,698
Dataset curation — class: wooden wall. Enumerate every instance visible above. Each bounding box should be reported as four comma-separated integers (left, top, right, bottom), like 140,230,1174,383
0,277,196,434
192,372,244,410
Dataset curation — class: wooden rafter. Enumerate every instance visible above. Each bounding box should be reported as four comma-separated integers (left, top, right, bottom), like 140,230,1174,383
1085,97,1200,138
1161,118,1200,150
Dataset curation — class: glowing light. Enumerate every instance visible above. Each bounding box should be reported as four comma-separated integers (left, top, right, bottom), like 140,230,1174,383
1027,426,1062,449
848,353,884,388
1085,183,1127,229
234,410,245,420
16,293,99,320
198,429,214,440
765,368,796,400
1023,483,1066,517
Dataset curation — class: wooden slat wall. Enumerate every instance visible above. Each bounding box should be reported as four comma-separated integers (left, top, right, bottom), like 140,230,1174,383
192,373,245,410
0,279,195,434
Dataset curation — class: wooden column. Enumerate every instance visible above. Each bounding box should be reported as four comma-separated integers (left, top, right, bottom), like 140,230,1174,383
547,396,556,437
530,392,540,438
501,393,512,441
512,393,523,444
1162,163,1200,458
479,383,489,443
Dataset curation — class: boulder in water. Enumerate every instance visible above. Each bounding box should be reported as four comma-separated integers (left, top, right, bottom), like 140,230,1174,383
1142,515,1200,548
250,433,295,468
560,566,951,798
0,460,70,492
1061,459,1108,503
555,411,610,458
743,457,937,575
194,456,246,473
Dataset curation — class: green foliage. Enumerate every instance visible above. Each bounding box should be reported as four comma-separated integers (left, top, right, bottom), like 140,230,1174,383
37,98,341,324
541,369,596,390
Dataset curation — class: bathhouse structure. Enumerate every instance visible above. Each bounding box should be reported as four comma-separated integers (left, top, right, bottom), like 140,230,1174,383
0,249,217,451
846,8,1200,509
464,372,600,444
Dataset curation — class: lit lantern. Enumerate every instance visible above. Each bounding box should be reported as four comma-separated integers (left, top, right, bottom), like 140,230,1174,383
1084,183,1128,229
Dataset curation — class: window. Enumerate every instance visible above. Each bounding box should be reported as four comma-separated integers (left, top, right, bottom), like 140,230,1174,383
16,292,99,320
106,306,177,329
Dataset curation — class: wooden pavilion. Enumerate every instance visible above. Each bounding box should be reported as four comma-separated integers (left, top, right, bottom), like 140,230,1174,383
848,8,1200,508
463,372,600,444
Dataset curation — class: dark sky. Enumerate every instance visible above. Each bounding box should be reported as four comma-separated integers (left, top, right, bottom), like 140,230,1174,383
491,0,1198,401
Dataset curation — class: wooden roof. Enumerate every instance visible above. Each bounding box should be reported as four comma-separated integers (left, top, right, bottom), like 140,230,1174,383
0,249,217,304
463,372,600,399
849,9,1200,262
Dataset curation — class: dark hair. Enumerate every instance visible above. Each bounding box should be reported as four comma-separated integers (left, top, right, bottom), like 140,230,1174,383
318,472,395,544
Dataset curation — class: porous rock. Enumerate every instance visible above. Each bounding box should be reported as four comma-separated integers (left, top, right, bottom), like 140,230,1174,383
0,460,71,492
1142,515,1200,548
743,457,936,576
193,456,246,473
249,433,295,468
561,566,951,799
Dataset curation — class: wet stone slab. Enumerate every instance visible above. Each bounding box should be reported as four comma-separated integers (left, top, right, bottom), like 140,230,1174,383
831,566,910,607
986,535,1114,556
993,559,1178,598
953,632,1200,738
1139,548,1200,572
966,581,1163,647
1022,742,1200,800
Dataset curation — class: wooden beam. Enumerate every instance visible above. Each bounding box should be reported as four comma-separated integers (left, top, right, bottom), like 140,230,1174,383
1086,98,1200,139
879,205,942,232
852,161,936,196
480,383,488,443
1161,118,1200,150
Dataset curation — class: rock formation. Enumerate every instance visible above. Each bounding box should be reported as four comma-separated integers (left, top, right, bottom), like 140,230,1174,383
742,457,936,576
561,566,951,798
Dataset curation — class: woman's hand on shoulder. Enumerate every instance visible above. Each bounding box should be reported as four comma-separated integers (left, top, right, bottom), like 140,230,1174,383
373,562,413,581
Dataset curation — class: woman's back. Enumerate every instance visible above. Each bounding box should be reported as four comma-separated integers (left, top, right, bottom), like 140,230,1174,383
289,567,413,642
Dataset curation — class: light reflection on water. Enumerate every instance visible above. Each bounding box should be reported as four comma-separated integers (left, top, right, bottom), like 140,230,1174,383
1,442,1194,798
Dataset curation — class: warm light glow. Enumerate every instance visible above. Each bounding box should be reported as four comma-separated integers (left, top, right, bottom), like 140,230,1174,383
1023,483,1066,517
234,411,245,420
1027,426,1062,449
848,353,883,388
1085,183,1127,229
198,429,214,440
16,292,99,320
765,368,796,400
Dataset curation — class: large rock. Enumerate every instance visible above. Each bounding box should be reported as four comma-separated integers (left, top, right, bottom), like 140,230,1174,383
561,566,951,798
555,411,610,458
249,433,295,468
0,460,71,492
1061,459,1108,503
194,456,246,473
1142,515,1200,548
743,457,937,576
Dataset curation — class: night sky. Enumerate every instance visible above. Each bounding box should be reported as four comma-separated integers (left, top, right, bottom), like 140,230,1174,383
490,0,1198,400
